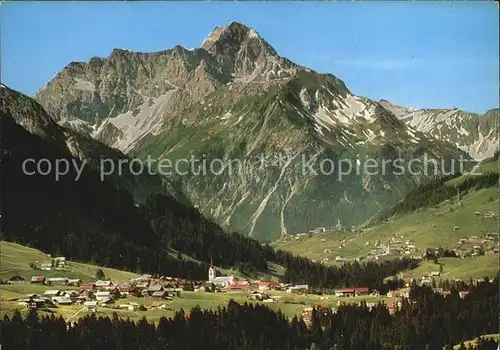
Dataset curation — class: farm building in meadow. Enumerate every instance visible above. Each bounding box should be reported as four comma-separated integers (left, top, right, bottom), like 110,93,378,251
30,276,46,284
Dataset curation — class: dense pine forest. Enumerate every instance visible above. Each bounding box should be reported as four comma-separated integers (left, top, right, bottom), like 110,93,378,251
273,251,419,291
1,281,498,350
140,194,269,272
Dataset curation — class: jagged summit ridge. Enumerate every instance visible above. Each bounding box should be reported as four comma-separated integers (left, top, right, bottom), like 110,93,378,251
201,22,274,55
199,21,288,82
201,22,262,47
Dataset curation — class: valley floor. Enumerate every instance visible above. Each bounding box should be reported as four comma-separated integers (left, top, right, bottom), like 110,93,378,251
0,283,388,323
0,241,386,323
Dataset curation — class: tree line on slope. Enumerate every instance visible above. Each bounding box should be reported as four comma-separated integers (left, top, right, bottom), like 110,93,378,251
2,112,268,281
273,250,419,292
140,194,269,272
1,278,498,350
379,172,499,221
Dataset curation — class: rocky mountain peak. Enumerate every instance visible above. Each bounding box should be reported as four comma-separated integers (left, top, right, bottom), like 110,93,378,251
201,21,277,57
0,84,62,140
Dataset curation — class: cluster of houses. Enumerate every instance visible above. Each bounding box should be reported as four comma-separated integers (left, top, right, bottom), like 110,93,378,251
300,293,383,323
418,272,444,285
373,286,474,315
282,219,346,240
317,236,423,266
386,284,468,299
474,211,497,219
38,257,68,271
206,258,308,294
10,254,318,315
15,273,189,312
453,233,499,257
297,282,478,323
385,272,445,287
205,275,308,295
16,266,307,311
332,287,370,297
360,231,498,262
30,276,82,286
364,237,422,261
307,220,345,234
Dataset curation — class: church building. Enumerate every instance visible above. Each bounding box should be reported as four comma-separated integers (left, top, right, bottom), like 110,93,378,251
208,256,236,287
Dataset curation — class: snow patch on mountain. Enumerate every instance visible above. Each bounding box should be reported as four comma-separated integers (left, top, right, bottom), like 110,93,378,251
399,109,461,132
458,126,470,136
464,128,499,160
94,90,175,152
342,95,366,116
300,88,311,109
74,78,96,92
66,118,90,128
248,29,260,39
322,94,377,125
378,99,413,118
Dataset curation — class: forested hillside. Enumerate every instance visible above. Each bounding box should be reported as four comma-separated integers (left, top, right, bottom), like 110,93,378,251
2,110,207,279
0,89,272,279
273,250,418,292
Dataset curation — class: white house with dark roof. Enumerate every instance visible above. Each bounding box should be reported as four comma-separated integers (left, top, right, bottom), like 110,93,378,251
44,290,61,297
95,291,112,301
84,300,98,312
67,279,82,286
46,277,68,286
95,280,114,290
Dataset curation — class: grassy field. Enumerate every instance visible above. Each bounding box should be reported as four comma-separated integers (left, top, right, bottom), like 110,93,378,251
275,187,498,254
0,240,385,322
0,241,139,283
360,187,499,250
0,240,283,284
0,241,384,323
0,283,389,323
402,255,499,281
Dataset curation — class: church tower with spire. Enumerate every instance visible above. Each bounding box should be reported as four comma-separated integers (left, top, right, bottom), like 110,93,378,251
208,255,216,282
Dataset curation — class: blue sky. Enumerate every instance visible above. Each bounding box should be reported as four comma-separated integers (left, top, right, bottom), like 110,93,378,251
1,1,498,113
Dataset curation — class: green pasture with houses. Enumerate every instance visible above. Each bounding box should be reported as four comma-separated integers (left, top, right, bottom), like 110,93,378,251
273,187,499,281
0,241,387,323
